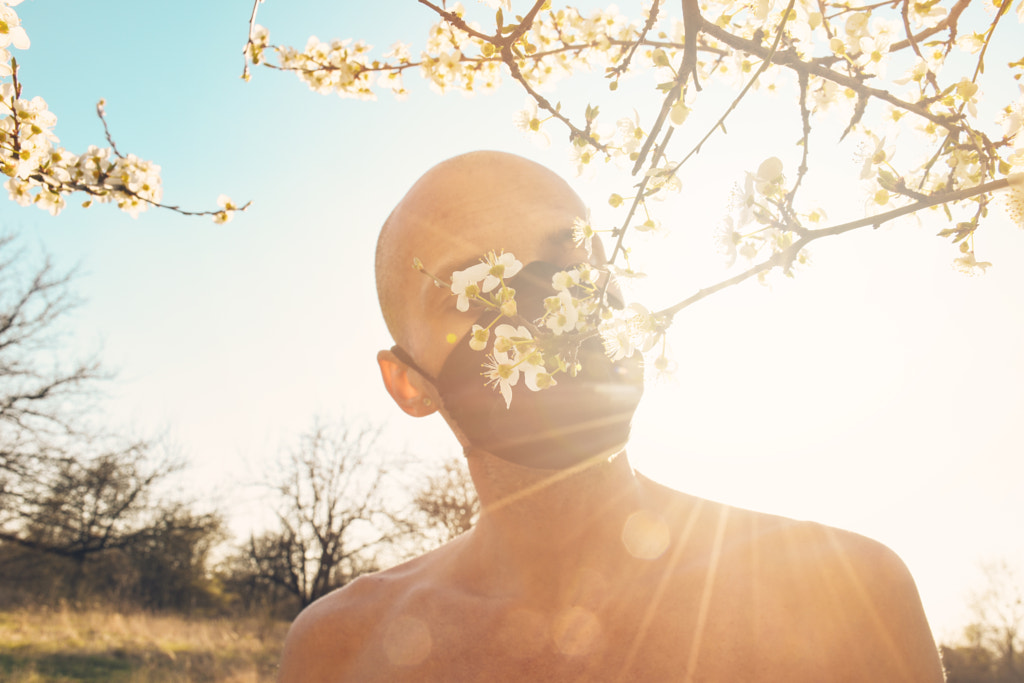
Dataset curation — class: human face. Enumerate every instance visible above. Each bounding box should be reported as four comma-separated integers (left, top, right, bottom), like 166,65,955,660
424,261,644,469
380,152,600,378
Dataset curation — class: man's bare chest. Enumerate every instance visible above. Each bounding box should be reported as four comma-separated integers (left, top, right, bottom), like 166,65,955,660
339,587,775,683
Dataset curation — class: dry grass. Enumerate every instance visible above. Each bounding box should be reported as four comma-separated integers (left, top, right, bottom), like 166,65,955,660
0,608,289,682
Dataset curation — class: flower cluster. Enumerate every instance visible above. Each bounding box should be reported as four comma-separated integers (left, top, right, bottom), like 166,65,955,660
483,323,554,407
0,85,56,179
0,88,165,218
436,251,556,406
278,36,384,100
2,0,242,221
598,303,664,362
717,156,812,276
1002,90,1024,229
0,1,29,57
421,249,670,407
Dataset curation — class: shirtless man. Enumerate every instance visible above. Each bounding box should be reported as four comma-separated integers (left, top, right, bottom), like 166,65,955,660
279,151,946,682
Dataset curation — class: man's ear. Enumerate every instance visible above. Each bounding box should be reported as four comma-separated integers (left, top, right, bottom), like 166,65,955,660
377,349,439,417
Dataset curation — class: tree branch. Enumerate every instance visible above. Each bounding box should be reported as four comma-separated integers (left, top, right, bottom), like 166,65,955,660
700,21,961,132
657,177,1010,320
667,0,798,177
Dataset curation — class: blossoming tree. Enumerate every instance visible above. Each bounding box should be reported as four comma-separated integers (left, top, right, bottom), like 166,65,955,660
0,0,245,222
7,0,1021,401
241,0,1023,400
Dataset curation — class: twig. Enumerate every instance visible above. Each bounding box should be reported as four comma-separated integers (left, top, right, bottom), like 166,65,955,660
787,70,812,211
899,0,940,95
805,177,1008,239
679,0,703,90
95,100,124,159
608,0,663,78
416,0,497,43
502,47,607,151
629,0,706,175
497,1,607,150
500,0,548,47
667,0,799,177
609,129,675,265
242,0,264,81
655,177,1010,320
888,0,970,52
968,0,1012,85
33,174,253,219
700,21,961,131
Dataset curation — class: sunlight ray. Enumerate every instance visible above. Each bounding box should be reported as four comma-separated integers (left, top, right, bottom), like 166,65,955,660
824,529,915,679
617,498,704,679
684,505,731,681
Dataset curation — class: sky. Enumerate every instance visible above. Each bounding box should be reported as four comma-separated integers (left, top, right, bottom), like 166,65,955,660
3,0,1023,641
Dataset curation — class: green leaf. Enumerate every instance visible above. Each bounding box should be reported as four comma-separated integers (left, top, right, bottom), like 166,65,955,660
877,169,898,189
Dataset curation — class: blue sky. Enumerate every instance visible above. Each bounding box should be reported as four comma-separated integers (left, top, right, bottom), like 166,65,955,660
4,0,1024,639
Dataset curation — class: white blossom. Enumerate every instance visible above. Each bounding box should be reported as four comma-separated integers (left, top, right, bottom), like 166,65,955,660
450,262,490,312
513,99,550,148
481,251,522,292
953,251,992,276
483,350,520,408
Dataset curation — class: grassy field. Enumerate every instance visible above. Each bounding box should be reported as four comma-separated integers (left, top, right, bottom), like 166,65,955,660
0,609,289,682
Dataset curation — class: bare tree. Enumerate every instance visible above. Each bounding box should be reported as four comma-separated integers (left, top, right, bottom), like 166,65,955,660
413,456,479,545
0,439,226,606
121,503,226,611
0,235,100,492
5,443,176,556
240,420,401,609
0,236,224,609
968,560,1024,681
0,234,128,563
943,559,1024,683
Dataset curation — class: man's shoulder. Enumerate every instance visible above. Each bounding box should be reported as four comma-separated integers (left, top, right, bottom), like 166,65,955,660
668,491,923,618
291,566,408,634
760,516,943,679
650,486,943,680
278,544,455,682
730,503,918,607
650,483,911,585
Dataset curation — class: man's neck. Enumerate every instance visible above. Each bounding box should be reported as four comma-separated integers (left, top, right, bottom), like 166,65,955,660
454,449,651,604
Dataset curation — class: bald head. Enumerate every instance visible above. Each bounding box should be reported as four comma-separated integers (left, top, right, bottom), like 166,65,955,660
376,151,594,376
